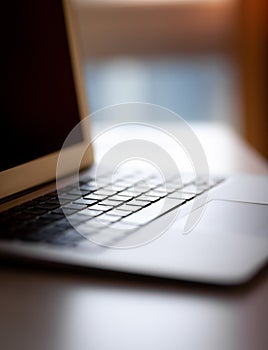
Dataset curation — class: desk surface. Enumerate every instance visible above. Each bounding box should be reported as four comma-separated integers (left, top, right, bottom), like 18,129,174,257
1,122,267,350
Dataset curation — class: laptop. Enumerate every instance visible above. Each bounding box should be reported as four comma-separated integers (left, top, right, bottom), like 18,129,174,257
1,0,267,285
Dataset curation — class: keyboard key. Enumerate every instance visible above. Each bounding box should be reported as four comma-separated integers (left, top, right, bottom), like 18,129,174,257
62,203,87,211
127,199,151,207
37,213,62,222
26,199,44,206
135,194,160,202
84,193,108,200
116,204,141,212
76,198,98,206
68,189,92,196
150,186,168,194
120,197,184,225
117,189,136,197
72,199,91,205
25,208,48,216
93,188,117,196
145,190,166,198
36,203,60,210
67,213,88,225
132,185,150,193
5,212,37,222
80,184,98,191
51,208,77,216
155,184,179,193
44,191,58,198
57,186,74,194
142,177,163,186
58,194,81,201
52,198,68,205
87,204,113,212
113,180,133,187
77,209,103,217
100,199,123,207
108,209,132,217
108,194,134,202
46,198,61,204
167,192,196,200
134,181,156,189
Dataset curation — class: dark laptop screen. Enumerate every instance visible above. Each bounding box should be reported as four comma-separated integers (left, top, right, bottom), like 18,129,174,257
2,0,83,172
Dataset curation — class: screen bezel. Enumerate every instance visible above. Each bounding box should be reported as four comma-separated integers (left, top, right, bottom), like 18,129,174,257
0,0,94,200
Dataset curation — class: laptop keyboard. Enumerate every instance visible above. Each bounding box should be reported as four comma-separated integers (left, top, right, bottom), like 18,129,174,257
0,173,224,247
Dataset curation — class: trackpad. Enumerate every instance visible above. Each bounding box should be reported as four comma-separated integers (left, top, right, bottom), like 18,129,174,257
194,200,268,237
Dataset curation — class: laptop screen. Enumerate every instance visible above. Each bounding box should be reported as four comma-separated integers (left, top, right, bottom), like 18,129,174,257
2,0,83,172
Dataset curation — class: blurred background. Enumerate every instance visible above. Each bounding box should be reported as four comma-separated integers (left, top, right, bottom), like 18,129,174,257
71,0,268,160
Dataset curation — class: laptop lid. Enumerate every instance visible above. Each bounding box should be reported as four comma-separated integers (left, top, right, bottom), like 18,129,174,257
1,0,93,200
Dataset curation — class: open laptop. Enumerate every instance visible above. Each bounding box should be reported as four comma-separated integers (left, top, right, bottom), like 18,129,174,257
1,0,267,285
